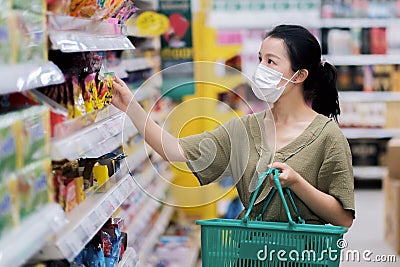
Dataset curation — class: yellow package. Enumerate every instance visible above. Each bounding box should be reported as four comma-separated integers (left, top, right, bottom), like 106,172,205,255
83,73,98,113
75,176,85,204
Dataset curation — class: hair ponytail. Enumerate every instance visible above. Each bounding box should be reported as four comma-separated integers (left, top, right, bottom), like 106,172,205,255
266,25,341,122
310,62,340,122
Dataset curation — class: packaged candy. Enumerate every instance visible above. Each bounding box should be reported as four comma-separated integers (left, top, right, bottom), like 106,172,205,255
0,111,22,179
72,76,86,118
0,174,18,237
103,72,114,105
17,158,52,219
20,106,51,166
83,73,99,113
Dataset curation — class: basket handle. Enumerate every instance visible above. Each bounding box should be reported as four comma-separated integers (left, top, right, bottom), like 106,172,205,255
243,168,305,226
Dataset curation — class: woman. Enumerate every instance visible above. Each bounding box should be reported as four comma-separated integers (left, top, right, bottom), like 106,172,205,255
112,24,355,227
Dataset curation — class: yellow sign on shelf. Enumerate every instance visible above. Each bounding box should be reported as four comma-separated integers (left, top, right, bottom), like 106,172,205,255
135,11,170,37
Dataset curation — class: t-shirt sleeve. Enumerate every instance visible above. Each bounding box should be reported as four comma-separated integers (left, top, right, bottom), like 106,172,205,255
179,124,232,186
319,128,355,217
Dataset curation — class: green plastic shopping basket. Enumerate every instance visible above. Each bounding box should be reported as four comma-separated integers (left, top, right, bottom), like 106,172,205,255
196,168,348,267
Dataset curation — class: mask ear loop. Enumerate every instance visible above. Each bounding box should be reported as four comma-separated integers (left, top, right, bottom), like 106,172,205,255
281,70,300,86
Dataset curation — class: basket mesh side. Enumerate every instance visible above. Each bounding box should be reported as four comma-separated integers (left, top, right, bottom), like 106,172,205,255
201,225,343,267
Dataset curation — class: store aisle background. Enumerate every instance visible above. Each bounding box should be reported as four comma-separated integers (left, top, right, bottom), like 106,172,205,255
342,189,399,267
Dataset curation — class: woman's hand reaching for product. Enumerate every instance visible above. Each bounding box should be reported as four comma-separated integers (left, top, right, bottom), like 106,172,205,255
112,76,134,112
269,162,302,189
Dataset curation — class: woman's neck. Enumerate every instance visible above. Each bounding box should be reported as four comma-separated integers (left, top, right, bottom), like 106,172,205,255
271,92,316,124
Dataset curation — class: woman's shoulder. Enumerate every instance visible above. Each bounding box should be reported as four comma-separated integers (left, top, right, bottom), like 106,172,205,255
315,114,348,142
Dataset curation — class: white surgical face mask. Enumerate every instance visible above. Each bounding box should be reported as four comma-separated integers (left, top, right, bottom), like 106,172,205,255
252,64,298,105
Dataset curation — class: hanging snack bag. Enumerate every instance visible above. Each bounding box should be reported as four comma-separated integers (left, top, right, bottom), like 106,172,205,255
83,73,98,112
72,75,86,118
104,72,114,105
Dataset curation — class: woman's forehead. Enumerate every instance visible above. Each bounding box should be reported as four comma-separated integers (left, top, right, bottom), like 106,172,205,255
260,37,288,58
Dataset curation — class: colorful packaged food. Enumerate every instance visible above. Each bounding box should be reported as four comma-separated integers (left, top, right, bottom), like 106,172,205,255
0,10,13,64
20,106,51,166
70,76,86,118
103,72,114,105
17,158,52,220
0,112,21,179
0,174,18,237
83,73,99,113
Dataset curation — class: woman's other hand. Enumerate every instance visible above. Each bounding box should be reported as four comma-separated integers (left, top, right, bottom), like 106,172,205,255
269,162,302,189
112,76,134,112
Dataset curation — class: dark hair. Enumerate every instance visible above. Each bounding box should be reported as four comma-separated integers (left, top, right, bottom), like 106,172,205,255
266,25,340,122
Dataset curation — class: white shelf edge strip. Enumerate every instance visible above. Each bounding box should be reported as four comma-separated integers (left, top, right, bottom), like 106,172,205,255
341,128,400,139
353,166,388,180
0,203,67,267
51,111,125,161
36,166,135,262
0,61,65,94
118,247,139,267
324,54,400,66
49,32,135,53
207,12,400,29
339,91,400,102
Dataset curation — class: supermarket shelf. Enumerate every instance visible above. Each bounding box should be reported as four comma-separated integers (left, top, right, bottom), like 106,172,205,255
139,205,175,257
207,12,400,29
48,14,135,53
51,110,138,161
341,128,400,139
34,167,136,262
0,204,67,267
123,57,157,72
353,166,387,180
126,144,153,172
118,247,139,267
339,91,400,102
0,61,65,94
323,54,400,66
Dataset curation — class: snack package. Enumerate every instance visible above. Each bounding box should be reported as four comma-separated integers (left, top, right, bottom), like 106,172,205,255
0,174,18,238
0,112,21,180
83,73,99,113
20,106,51,166
64,178,77,213
93,163,109,189
11,0,46,13
72,76,86,118
103,72,114,105
0,10,14,64
11,10,47,63
17,158,52,220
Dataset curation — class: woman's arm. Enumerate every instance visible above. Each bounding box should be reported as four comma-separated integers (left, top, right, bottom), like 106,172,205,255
270,162,354,228
112,76,187,162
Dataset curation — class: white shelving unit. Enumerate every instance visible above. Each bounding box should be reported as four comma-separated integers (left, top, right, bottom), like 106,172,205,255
51,111,125,161
48,14,135,53
0,204,67,267
341,128,400,139
138,205,175,257
34,165,136,262
208,11,400,30
324,54,400,66
353,166,388,180
0,61,65,94
118,247,140,267
339,91,400,102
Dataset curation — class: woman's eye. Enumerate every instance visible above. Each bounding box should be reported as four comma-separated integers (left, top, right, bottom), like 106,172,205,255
267,59,273,64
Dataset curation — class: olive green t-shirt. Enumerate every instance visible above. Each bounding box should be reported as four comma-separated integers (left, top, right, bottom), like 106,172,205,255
179,111,355,224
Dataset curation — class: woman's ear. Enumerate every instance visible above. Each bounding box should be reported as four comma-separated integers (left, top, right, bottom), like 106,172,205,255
293,69,308,83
